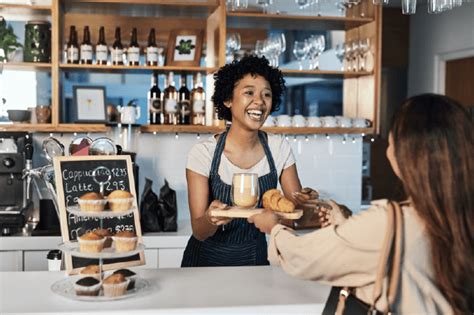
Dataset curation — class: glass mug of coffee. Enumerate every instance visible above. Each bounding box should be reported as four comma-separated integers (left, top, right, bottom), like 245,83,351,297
231,173,259,208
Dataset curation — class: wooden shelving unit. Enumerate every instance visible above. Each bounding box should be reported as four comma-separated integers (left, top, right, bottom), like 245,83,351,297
59,64,218,73
1,62,52,70
2,0,381,134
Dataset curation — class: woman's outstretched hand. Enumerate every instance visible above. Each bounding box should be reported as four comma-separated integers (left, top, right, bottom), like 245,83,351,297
318,200,352,227
205,200,232,226
248,209,279,234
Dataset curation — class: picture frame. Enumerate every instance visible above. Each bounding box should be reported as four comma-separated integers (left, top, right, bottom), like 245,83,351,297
166,29,204,67
72,86,107,123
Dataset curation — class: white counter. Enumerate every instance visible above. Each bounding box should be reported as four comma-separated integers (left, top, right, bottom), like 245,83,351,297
0,266,330,314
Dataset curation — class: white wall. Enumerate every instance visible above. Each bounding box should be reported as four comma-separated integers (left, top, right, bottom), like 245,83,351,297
407,2,474,95
32,131,363,221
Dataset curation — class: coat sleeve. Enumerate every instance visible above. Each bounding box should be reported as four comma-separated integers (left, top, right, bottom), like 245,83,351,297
268,200,389,287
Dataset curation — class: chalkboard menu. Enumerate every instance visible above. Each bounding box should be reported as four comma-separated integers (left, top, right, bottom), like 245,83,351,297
53,155,144,274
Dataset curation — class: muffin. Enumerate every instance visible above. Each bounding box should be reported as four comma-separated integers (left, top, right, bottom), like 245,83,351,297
113,269,137,290
74,276,101,296
94,228,113,248
78,192,106,212
107,190,134,212
102,273,130,297
112,230,138,252
78,231,105,253
79,265,102,280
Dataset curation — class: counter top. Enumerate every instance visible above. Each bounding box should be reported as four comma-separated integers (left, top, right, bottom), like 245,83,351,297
0,266,330,314
0,220,192,251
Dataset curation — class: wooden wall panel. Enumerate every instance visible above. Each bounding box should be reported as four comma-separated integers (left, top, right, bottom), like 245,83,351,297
445,57,474,107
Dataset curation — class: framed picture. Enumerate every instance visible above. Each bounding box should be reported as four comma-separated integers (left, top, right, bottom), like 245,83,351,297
166,29,204,67
73,86,107,123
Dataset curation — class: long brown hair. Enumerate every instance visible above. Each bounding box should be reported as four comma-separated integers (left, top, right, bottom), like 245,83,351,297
390,94,474,314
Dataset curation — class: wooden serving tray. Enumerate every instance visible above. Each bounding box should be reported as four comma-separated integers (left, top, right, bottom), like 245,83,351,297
209,207,303,220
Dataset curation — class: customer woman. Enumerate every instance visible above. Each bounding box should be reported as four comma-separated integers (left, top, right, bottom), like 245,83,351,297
181,55,311,267
250,94,474,314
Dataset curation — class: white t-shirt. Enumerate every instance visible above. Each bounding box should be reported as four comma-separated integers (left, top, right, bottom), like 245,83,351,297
186,133,296,185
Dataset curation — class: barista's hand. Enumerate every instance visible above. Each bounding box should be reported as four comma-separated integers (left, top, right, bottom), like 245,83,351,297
248,209,279,234
205,200,232,226
318,200,352,227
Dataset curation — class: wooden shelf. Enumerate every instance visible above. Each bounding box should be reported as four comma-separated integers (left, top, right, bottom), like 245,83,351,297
0,3,51,10
1,62,52,70
227,12,374,31
67,0,218,7
0,123,109,133
141,125,373,135
281,69,373,78
59,64,218,73
141,125,224,134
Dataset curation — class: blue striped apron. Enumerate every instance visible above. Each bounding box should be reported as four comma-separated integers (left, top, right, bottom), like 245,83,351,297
181,130,278,267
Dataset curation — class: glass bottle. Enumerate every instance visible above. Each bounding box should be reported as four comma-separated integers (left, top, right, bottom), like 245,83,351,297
96,26,108,65
127,27,140,66
179,74,191,125
111,27,124,65
191,73,206,125
80,26,92,64
164,72,179,125
146,28,158,66
148,73,163,125
66,25,79,64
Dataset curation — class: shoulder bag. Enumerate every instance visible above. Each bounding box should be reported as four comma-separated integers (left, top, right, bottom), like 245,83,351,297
322,201,403,315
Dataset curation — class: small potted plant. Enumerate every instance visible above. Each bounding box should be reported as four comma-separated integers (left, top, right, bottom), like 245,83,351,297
0,16,22,62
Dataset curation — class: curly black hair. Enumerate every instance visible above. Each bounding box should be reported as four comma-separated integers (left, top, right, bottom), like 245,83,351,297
212,55,285,121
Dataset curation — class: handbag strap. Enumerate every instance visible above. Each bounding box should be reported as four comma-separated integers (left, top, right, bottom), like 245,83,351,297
371,200,403,313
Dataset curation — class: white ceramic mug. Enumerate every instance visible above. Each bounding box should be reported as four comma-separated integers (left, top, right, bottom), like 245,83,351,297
352,118,371,128
307,116,322,127
292,115,307,127
337,116,352,128
118,106,141,124
321,116,337,127
263,115,275,127
276,115,292,127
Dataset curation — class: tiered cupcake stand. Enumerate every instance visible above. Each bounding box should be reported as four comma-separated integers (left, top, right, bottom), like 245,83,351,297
51,205,150,301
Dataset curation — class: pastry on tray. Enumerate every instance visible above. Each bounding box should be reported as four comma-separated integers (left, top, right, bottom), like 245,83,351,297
107,190,134,212
113,269,137,290
102,273,130,297
78,192,106,212
78,231,106,253
74,276,101,296
94,228,113,248
79,264,102,280
262,189,295,213
112,230,138,252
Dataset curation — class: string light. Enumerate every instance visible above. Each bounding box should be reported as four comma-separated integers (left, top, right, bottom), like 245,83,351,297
352,138,356,144
342,137,346,144
285,135,289,141
197,133,201,140
370,137,375,142
49,133,54,137
73,132,77,136
361,133,365,137
326,134,330,140
153,131,157,135
305,136,309,142
293,135,297,142
175,132,179,139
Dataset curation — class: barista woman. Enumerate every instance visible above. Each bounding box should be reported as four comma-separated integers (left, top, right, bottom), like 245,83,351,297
181,55,309,267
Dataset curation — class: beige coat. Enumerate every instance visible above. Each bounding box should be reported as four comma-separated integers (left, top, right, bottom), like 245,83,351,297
268,199,453,314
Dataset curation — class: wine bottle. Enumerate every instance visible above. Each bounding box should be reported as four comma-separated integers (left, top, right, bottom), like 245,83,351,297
80,26,92,64
164,72,179,125
111,27,124,65
148,73,163,125
146,28,158,66
179,74,191,125
127,27,140,66
191,73,206,125
96,26,108,65
66,25,79,64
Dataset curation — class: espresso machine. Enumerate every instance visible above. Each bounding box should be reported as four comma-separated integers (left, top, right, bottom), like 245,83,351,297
0,132,33,235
